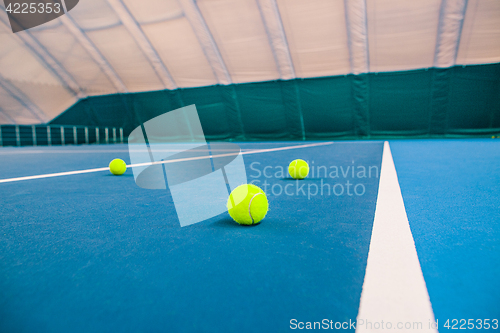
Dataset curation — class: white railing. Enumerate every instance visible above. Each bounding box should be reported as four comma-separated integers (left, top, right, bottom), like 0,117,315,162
0,124,124,147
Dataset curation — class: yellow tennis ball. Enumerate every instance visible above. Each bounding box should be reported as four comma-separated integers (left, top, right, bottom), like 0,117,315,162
227,184,268,225
288,159,309,179
109,158,127,175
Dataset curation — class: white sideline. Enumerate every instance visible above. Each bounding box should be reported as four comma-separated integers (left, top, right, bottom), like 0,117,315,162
356,142,437,333
0,141,333,184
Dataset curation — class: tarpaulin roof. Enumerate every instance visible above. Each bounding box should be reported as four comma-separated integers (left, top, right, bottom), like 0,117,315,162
0,0,499,125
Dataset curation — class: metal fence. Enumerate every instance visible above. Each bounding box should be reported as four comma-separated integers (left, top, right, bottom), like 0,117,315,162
0,124,124,147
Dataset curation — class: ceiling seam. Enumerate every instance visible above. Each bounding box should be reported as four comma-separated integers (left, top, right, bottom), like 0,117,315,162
178,0,232,85
255,0,295,80
0,107,16,123
434,0,469,68
0,74,49,123
0,10,86,98
0,12,85,98
344,0,369,75
106,0,177,90
452,0,469,66
59,14,128,93
344,0,354,73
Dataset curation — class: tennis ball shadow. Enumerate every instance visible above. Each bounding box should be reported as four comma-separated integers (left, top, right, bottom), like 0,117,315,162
104,173,134,177
209,216,294,231
281,177,322,181
211,216,263,228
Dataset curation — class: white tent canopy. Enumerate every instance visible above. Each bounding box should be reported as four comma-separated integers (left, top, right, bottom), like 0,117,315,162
0,0,499,124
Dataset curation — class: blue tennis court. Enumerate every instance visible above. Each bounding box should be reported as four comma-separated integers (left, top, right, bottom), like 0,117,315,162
1,0,500,331
1,139,499,332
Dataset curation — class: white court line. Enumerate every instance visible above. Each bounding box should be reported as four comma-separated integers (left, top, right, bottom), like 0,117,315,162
0,142,326,155
356,142,437,333
0,150,129,155
0,141,333,184
0,148,269,155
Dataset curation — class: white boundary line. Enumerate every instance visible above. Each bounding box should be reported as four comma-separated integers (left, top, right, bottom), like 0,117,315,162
0,142,338,155
0,142,333,184
356,142,437,333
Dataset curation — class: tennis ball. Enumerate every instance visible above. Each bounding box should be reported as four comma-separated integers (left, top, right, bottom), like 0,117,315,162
227,184,268,225
288,159,309,179
109,158,127,175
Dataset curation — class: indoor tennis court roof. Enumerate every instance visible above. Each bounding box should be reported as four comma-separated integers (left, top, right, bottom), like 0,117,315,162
0,0,499,125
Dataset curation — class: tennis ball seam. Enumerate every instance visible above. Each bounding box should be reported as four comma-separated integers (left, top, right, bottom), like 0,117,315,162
248,192,264,225
289,159,309,179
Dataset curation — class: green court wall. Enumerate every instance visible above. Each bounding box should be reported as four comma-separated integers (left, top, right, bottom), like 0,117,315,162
51,63,500,141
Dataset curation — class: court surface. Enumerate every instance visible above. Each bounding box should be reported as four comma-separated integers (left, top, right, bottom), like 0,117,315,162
0,139,498,332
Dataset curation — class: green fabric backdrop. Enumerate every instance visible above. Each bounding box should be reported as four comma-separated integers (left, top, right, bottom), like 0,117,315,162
51,63,500,141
